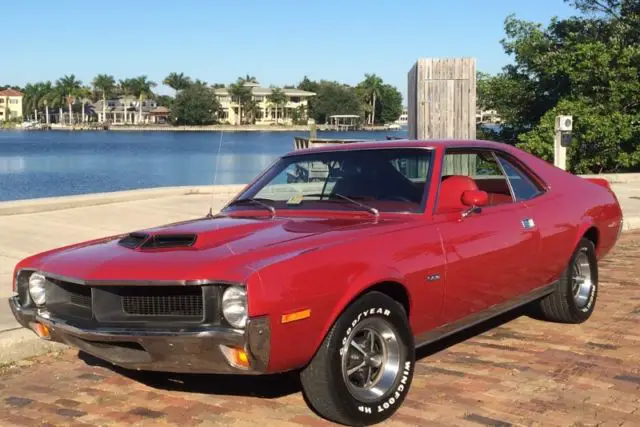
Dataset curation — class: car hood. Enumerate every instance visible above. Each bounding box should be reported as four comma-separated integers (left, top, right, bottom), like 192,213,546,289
29,214,389,284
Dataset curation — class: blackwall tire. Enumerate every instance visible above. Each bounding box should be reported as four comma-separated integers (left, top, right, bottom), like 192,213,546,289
537,238,598,324
300,291,415,426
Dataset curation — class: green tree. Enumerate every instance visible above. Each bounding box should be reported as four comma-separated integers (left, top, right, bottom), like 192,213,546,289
290,104,308,125
358,74,383,125
56,74,82,125
243,99,260,124
130,76,157,124
92,74,115,123
298,78,361,124
228,77,252,125
267,87,288,124
170,84,221,126
375,84,403,125
242,74,258,84
75,86,92,123
479,0,640,172
118,78,135,124
163,72,192,96
155,95,174,109
22,81,54,121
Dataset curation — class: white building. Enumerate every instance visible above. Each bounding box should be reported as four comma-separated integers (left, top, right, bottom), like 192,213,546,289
214,82,315,125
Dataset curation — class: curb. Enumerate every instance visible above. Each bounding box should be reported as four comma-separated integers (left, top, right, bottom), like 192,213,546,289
622,216,640,232
0,328,65,366
0,185,246,216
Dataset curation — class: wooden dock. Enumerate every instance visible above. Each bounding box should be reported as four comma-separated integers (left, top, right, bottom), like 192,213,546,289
293,136,368,150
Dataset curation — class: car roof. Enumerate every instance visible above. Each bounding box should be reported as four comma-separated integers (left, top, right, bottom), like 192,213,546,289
283,139,513,156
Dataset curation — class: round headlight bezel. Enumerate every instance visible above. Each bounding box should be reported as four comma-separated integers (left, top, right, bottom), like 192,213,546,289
222,286,247,329
28,272,47,306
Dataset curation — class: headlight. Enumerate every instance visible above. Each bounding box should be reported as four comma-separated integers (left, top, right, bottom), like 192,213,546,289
222,286,247,328
28,272,47,306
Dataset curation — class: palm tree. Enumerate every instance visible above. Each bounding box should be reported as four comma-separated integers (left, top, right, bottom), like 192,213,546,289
267,87,288,124
360,74,383,125
92,74,115,123
75,86,92,123
118,79,135,124
163,72,191,96
131,76,157,124
56,75,82,125
243,99,260,124
229,77,252,125
241,74,258,84
46,84,66,124
22,82,54,121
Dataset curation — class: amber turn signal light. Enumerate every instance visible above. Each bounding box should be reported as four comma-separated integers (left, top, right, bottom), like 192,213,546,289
29,322,51,339
281,309,311,324
220,345,250,369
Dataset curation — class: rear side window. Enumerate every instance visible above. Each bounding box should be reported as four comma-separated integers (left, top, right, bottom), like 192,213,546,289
497,157,542,201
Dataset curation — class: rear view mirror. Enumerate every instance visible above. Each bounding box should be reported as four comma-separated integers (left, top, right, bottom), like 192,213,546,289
461,190,488,208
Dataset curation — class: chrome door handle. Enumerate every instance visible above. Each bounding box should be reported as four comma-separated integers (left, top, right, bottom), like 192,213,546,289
521,218,536,229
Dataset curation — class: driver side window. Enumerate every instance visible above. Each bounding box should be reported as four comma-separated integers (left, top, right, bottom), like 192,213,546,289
439,150,513,209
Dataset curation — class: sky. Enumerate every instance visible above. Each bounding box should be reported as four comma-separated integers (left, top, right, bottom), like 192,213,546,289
2,0,577,101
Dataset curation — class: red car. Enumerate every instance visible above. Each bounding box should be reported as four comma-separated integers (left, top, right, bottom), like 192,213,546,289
10,139,622,425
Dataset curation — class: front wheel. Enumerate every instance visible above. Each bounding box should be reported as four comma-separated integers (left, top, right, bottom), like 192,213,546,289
300,291,415,426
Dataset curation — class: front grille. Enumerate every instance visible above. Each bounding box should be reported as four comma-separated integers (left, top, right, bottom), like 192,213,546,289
70,292,92,308
122,289,203,317
56,281,92,309
43,278,213,325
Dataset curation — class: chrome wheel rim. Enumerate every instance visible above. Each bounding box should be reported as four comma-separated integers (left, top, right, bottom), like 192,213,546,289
572,249,593,308
340,318,401,402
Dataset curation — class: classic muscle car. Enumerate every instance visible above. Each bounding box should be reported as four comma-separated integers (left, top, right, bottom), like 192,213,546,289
10,139,623,425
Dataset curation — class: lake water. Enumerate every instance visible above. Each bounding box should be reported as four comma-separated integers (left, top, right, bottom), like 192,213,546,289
0,130,408,201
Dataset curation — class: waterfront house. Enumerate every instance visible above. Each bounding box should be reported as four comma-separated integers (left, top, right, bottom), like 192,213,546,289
394,109,408,126
0,88,24,122
214,82,315,125
94,96,165,125
476,108,501,124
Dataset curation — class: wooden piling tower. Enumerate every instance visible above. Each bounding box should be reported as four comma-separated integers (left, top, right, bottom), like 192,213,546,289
408,58,476,140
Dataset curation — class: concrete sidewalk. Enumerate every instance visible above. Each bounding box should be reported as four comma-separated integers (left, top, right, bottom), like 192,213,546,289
1,181,638,363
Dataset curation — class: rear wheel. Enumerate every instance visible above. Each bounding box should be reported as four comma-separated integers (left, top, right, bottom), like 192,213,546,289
300,291,414,425
537,238,598,323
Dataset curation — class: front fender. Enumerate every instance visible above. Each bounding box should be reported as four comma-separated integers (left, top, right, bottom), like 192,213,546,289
315,265,408,353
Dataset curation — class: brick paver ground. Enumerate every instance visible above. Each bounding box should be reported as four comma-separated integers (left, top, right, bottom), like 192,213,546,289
1,232,639,427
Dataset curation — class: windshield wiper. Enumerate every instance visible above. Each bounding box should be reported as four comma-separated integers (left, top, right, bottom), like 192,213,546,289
225,198,276,217
303,193,379,217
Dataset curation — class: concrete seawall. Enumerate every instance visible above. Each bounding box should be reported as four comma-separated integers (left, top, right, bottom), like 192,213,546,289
1,177,639,365
0,184,246,216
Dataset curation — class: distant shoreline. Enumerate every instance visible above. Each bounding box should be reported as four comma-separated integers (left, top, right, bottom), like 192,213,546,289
3,124,397,133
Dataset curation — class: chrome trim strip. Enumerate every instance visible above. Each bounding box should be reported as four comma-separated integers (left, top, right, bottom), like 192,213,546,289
35,309,243,339
492,150,516,202
415,283,555,348
36,271,240,287
282,145,436,158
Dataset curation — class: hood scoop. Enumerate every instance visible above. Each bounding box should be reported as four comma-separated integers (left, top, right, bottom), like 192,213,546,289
118,232,197,249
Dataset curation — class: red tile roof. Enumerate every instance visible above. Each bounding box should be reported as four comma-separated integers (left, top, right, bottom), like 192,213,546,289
0,88,24,97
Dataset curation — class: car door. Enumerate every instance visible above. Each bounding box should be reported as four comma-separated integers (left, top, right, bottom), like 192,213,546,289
434,149,541,324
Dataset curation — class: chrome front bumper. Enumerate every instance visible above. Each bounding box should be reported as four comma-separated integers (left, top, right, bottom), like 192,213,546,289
9,296,270,374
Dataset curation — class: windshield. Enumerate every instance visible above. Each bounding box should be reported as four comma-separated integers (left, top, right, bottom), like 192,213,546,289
229,148,433,213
